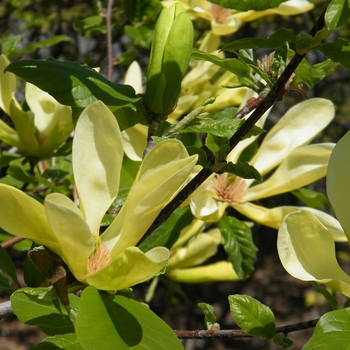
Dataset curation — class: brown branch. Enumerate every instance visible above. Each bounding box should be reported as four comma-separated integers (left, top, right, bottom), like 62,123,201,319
106,0,114,80
1,236,23,249
174,318,319,339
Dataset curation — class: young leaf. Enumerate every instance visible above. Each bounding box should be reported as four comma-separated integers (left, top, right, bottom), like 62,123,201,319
30,333,83,350
218,216,258,279
325,0,350,29
291,188,328,209
5,59,144,130
228,294,276,338
198,302,219,330
303,308,350,349
11,288,79,335
75,286,183,350
0,245,21,287
139,206,193,251
206,0,287,11
318,39,350,70
219,161,262,182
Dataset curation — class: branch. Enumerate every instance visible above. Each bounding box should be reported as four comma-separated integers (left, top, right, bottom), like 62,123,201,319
1,236,23,249
0,301,13,320
143,6,327,237
174,318,319,339
106,0,114,80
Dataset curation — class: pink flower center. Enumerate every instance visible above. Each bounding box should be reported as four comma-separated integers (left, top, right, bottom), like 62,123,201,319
210,173,248,203
88,244,110,273
209,4,231,23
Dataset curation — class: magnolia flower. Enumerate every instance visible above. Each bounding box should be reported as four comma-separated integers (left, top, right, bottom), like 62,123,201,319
165,221,240,283
0,54,73,159
190,98,346,236
0,101,197,291
162,0,313,36
277,130,350,297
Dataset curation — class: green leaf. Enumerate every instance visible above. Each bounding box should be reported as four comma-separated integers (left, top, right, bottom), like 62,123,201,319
311,281,338,311
139,206,193,252
218,216,258,279
318,39,350,70
9,35,72,58
291,188,328,209
187,146,208,168
206,0,287,11
0,271,12,292
5,59,144,130
228,294,276,338
191,49,256,89
124,25,154,49
179,117,244,138
219,161,262,182
30,334,83,350
198,302,219,330
0,245,21,288
303,308,350,349
76,16,106,36
11,288,78,335
1,34,24,58
124,0,163,25
325,0,350,29
221,28,297,51
75,286,183,349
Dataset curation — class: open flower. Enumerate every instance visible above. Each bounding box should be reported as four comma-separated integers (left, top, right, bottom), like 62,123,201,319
163,0,313,36
277,130,350,297
0,54,73,159
0,101,197,291
190,98,345,235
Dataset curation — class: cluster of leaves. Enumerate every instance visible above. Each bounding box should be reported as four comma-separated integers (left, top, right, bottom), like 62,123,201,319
1,0,350,349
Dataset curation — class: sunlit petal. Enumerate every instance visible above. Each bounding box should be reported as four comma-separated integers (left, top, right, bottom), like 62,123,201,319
73,101,123,233
0,55,16,115
327,130,350,241
234,202,347,242
277,210,350,297
86,246,169,290
167,261,240,283
102,139,197,250
0,184,60,253
121,124,148,161
45,193,93,281
245,143,334,201
250,98,334,175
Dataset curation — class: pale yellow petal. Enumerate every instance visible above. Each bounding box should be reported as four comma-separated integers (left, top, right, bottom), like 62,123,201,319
86,246,169,290
73,101,123,233
245,143,334,201
44,193,93,281
0,120,22,148
327,130,350,241
250,98,334,175
277,210,350,297
0,54,16,115
167,261,240,283
124,61,143,94
168,233,218,269
121,124,148,161
0,184,60,253
102,139,197,250
234,202,346,242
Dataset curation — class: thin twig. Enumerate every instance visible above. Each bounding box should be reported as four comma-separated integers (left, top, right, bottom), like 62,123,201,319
1,236,23,249
0,301,13,320
106,0,114,80
174,318,319,339
143,6,327,238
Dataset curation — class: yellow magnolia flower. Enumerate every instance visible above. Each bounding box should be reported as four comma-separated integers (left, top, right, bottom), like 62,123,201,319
0,101,197,291
0,54,73,159
190,98,346,235
165,221,240,283
162,0,313,36
277,130,350,297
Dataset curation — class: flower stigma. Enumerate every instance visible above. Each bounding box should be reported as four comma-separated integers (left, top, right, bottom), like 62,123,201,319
209,173,248,203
